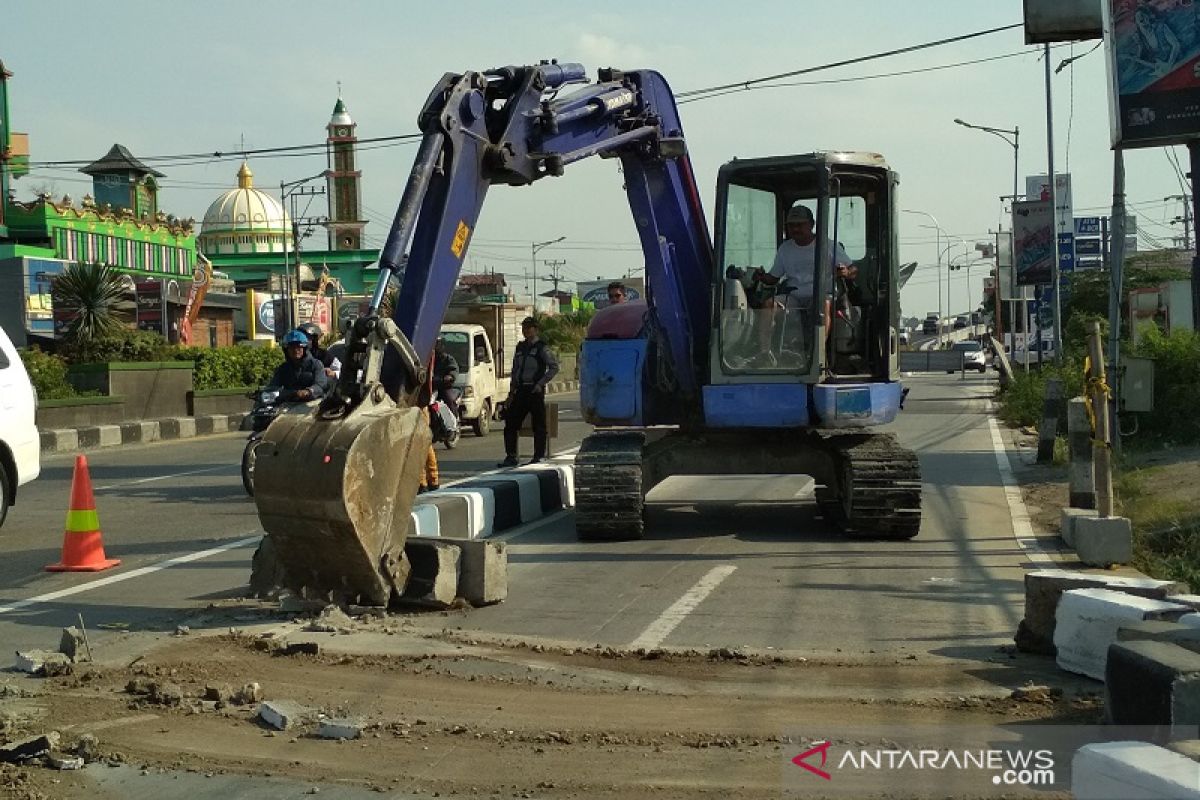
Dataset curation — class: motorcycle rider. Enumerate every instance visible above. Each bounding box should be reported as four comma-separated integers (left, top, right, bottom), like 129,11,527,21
297,322,340,379
266,329,331,402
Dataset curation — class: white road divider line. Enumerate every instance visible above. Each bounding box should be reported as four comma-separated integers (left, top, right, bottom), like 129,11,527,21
629,564,737,651
0,535,262,616
94,465,233,491
987,416,1055,565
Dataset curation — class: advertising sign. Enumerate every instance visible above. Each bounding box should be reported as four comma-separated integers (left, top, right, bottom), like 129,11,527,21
576,277,645,308
1013,201,1055,286
1075,216,1101,235
1076,238,1103,257
24,259,65,335
1024,0,1103,43
135,281,165,335
1104,0,1200,147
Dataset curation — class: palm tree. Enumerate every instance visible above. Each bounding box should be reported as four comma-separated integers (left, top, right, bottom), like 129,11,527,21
536,308,595,358
52,261,128,358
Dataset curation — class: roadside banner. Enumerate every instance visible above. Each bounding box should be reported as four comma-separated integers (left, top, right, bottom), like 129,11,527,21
1012,201,1055,286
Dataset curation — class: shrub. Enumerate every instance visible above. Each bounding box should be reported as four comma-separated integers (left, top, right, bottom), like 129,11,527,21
65,328,175,364
170,345,284,390
996,358,1086,429
18,346,78,400
1130,327,1200,444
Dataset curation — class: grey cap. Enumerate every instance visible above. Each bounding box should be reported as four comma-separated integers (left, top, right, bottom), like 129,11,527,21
786,205,815,223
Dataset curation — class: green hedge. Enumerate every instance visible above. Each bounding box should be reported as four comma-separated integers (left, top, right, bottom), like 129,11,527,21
170,345,283,391
996,358,1086,430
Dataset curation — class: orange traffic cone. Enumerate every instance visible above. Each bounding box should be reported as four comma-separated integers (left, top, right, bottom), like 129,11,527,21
46,455,120,572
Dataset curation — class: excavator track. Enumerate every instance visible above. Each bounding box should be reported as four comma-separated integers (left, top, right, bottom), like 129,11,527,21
574,431,646,541
823,432,922,540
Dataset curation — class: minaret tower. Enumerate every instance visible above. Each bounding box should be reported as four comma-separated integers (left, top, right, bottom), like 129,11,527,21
325,87,366,250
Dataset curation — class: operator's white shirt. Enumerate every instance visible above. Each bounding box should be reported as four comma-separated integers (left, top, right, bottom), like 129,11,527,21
769,239,852,308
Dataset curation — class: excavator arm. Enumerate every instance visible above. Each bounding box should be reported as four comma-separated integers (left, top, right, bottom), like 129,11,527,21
252,62,716,605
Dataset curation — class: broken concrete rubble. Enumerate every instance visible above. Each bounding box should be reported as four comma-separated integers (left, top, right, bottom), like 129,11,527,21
14,650,73,676
304,605,355,634
402,540,461,608
317,718,363,740
58,627,86,662
0,732,60,764
258,700,312,731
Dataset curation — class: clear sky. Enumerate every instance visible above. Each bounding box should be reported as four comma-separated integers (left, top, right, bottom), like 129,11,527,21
2,1,1189,317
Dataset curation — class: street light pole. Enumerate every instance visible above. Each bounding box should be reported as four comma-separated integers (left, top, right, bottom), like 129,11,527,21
954,116,1021,359
902,209,944,346
279,171,330,335
530,236,565,308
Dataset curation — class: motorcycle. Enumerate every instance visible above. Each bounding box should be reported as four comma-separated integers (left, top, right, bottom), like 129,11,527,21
428,390,461,450
240,388,283,496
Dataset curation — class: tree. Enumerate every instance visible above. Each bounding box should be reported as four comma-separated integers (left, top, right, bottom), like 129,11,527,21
535,308,595,357
52,261,129,360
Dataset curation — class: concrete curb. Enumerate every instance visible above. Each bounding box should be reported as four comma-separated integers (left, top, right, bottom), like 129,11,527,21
411,455,576,540
545,380,578,395
40,413,247,454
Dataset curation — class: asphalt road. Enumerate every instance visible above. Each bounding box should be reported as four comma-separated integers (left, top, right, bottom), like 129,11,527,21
0,376,1062,665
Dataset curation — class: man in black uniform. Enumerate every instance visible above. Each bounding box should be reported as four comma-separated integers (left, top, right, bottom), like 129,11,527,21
497,317,559,467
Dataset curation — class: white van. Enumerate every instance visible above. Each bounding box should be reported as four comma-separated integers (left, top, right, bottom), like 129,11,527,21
0,325,41,527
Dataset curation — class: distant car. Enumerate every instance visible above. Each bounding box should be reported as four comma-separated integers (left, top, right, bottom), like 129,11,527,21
922,318,938,335
949,340,987,373
953,315,969,329
899,329,910,346
0,324,41,528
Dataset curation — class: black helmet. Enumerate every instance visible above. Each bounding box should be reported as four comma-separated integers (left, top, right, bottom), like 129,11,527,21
297,322,322,342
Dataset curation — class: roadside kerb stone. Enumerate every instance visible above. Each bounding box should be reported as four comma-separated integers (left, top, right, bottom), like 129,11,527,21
444,539,507,606
39,429,78,453
159,417,196,440
118,420,160,445
402,539,461,608
77,425,121,449
1054,588,1192,680
1072,741,1200,800
1184,613,1200,629
410,504,440,538
1105,639,1200,726
1170,595,1200,612
194,414,230,435
1016,569,1189,655
1059,507,1098,548
258,700,312,731
1167,739,1200,762
1117,620,1200,655
1074,515,1133,567
317,718,363,740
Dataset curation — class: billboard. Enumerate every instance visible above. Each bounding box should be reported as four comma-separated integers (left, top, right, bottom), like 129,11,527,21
1013,200,1055,286
576,277,645,309
1104,0,1200,147
1024,0,1103,43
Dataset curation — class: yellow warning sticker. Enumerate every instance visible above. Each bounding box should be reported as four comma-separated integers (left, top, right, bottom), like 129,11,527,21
451,221,471,258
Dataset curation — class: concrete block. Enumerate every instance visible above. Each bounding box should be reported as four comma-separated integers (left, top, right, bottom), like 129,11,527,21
58,627,86,661
119,420,160,445
40,429,77,453
461,478,523,530
14,650,72,676
402,539,461,607
1167,739,1200,762
0,732,60,764
194,414,228,435
160,417,196,440
1055,588,1192,679
1072,741,1200,800
257,700,311,730
1074,515,1133,567
1017,569,1188,655
418,489,494,539
1184,613,1200,629
410,504,440,538
77,425,121,449
503,471,543,522
1060,507,1098,548
1170,595,1200,612
317,718,362,740
522,462,574,509
1106,640,1200,726
444,539,508,606
1118,620,1200,655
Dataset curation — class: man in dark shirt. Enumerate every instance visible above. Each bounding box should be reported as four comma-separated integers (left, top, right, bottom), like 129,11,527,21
432,337,460,406
497,317,559,467
267,329,331,402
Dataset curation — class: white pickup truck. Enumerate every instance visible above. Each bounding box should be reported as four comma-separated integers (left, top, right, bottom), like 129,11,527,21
439,303,532,436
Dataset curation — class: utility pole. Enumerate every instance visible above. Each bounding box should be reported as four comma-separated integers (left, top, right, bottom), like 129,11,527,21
1192,143,1200,329
530,236,564,307
1044,42,1064,365
543,259,566,297
1166,193,1192,249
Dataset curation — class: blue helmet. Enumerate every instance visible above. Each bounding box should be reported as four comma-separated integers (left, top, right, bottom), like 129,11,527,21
282,330,309,349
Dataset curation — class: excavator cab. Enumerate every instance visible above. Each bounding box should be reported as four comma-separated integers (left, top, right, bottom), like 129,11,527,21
712,152,900,386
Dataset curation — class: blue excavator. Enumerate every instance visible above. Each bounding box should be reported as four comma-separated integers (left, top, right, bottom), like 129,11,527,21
252,61,921,605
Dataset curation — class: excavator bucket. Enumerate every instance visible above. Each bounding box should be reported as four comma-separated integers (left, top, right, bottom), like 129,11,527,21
252,393,432,606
